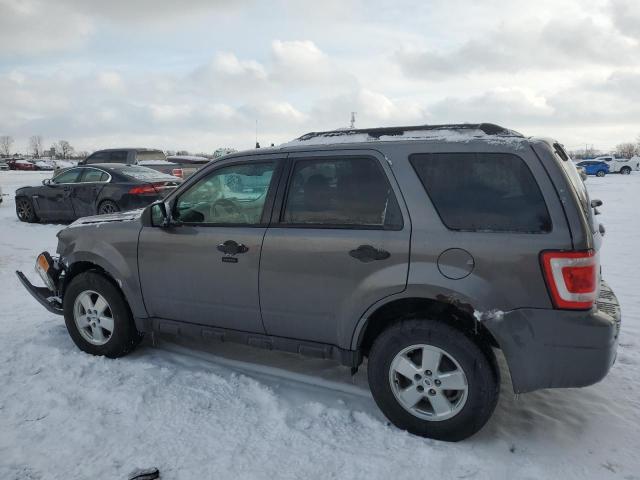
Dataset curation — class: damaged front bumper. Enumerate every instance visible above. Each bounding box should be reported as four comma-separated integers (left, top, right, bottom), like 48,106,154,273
16,251,64,315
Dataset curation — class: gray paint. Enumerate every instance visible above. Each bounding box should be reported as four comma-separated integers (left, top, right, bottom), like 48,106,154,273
24,132,619,394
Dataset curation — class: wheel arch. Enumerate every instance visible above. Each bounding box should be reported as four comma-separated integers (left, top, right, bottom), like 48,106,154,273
60,255,147,330
354,296,501,357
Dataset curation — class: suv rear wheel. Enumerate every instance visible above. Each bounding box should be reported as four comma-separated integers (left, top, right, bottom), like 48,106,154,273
63,271,143,357
368,319,499,441
620,166,631,175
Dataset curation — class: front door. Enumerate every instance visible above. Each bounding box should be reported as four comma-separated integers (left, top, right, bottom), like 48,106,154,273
138,158,282,332
259,151,411,347
36,168,80,221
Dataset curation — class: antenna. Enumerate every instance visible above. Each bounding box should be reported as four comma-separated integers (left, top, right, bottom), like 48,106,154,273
350,112,357,129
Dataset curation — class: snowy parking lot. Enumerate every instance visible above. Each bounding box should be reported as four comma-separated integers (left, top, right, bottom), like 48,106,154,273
0,170,639,480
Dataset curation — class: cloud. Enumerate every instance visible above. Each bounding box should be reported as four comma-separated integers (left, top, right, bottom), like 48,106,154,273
610,0,640,40
396,17,638,78
0,0,93,55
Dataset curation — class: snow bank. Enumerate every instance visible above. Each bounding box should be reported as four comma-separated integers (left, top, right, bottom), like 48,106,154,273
0,170,639,479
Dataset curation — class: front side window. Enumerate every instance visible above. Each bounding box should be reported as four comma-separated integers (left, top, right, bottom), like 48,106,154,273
282,157,402,229
411,153,551,233
85,152,109,164
53,169,81,184
175,162,275,225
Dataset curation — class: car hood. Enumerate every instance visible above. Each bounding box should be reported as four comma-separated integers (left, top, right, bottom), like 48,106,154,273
67,209,145,228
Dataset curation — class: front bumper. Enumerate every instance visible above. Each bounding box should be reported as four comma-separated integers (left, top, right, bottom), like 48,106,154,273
16,251,64,315
488,281,620,394
16,271,63,315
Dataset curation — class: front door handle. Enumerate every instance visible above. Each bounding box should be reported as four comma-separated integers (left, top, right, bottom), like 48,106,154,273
217,240,249,255
349,245,390,263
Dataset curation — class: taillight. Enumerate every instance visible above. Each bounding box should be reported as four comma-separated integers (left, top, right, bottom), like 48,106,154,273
540,250,599,310
129,184,158,195
171,168,183,178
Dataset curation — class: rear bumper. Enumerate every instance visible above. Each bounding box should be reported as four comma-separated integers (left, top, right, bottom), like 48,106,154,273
488,281,620,393
16,270,63,315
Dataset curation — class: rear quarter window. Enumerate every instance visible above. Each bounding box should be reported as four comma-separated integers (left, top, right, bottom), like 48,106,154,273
410,152,552,233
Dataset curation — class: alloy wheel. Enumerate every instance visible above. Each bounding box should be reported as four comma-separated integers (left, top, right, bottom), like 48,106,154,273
17,199,33,221
73,290,114,346
389,344,469,421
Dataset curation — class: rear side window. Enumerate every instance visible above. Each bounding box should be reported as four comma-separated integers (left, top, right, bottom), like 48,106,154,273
282,157,403,229
110,151,128,163
80,169,109,182
410,153,551,233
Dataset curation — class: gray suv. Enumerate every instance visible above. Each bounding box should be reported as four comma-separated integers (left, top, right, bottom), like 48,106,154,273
17,124,621,441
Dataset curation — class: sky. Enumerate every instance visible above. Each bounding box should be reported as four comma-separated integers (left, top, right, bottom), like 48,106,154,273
1,0,639,154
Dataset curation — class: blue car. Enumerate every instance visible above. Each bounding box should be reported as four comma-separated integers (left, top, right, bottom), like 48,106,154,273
577,160,609,177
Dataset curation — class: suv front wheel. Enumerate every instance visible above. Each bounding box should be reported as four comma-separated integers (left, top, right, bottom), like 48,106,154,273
368,319,499,441
63,271,143,357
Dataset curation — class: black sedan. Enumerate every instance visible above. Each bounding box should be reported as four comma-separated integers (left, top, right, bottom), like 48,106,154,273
15,164,182,223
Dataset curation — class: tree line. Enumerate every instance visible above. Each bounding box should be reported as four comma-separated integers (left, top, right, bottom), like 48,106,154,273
568,136,640,160
0,135,81,159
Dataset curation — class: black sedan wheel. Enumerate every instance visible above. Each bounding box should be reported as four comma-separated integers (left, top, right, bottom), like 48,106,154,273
97,200,120,215
16,197,38,223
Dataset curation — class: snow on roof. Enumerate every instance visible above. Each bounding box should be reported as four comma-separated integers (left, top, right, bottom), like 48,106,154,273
282,123,526,148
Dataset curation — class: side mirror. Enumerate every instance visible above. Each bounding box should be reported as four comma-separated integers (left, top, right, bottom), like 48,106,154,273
42,178,52,186
591,199,603,208
150,200,181,228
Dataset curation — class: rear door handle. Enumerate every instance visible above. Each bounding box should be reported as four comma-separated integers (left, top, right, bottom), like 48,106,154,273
349,245,390,263
217,240,249,255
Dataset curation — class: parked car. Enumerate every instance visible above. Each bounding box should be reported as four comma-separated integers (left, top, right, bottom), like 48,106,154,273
166,155,211,177
0,159,9,171
7,159,36,170
593,155,640,175
576,165,588,181
577,160,609,177
14,164,181,223
17,123,620,442
0,184,3,203
80,148,208,179
34,160,55,171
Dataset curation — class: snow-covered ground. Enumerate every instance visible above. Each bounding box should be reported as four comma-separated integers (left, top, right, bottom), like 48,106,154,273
0,170,639,479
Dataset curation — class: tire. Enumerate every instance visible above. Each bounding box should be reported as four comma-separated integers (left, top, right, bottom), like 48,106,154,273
596,170,606,177
368,319,499,442
620,167,631,175
97,200,120,215
63,271,143,358
15,196,38,223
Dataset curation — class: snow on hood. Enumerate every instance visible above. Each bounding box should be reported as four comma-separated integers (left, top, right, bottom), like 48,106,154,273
67,209,144,228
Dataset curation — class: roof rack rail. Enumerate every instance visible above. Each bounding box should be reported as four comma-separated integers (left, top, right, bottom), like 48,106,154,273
296,123,523,142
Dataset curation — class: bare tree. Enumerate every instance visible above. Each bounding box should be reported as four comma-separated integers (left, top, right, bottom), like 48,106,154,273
29,135,43,158
0,135,14,156
615,142,638,159
57,140,74,159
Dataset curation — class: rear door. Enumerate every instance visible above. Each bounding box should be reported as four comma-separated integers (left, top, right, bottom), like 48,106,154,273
138,156,283,332
259,150,410,347
71,167,110,217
